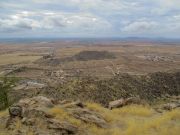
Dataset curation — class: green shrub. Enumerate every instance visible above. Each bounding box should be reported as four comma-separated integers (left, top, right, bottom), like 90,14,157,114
0,77,18,110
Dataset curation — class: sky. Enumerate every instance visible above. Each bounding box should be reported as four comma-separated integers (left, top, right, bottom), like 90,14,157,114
0,0,180,38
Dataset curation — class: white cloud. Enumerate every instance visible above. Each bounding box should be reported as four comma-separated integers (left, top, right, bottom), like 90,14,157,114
0,0,180,37
0,11,111,33
31,0,140,15
122,21,158,33
157,0,180,8
173,15,180,20
165,15,180,32
151,0,180,15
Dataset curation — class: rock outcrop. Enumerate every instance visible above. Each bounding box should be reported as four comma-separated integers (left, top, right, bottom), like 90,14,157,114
9,105,23,118
154,95,180,113
5,96,108,134
109,97,142,109
70,108,107,128
162,102,180,110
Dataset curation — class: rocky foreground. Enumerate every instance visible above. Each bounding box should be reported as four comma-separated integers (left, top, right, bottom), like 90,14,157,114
0,96,180,135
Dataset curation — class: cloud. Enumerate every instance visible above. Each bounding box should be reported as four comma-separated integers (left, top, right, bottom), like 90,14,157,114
122,21,158,33
163,15,180,33
151,0,180,15
0,0,140,16
0,11,111,34
0,12,42,33
32,0,139,11
0,0,180,37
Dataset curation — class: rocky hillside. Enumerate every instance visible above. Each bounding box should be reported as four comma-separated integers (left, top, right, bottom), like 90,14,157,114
1,70,179,134
4,71,180,108
72,51,116,61
0,96,179,135
36,51,116,65
52,71,180,106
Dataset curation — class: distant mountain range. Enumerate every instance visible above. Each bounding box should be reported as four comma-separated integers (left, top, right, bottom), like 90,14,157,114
0,37,180,44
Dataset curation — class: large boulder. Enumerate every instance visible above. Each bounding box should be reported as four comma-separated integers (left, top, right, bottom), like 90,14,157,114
108,98,126,109
47,119,78,134
70,108,108,128
7,96,55,126
162,102,180,110
125,97,141,105
9,105,22,118
26,81,46,89
154,96,180,112
18,96,54,108
62,100,85,108
109,97,142,109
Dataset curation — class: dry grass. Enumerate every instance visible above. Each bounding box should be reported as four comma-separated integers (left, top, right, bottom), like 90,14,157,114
0,104,179,135
49,107,69,120
86,103,180,135
86,102,106,112
0,110,8,135
122,109,180,135
15,118,22,130
112,105,154,117
86,103,154,121
56,45,180,76
0,53,42,65
1,43,180,78
0,110,8,117
49,107,82,126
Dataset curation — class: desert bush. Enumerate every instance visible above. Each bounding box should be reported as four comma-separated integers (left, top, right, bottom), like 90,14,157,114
55,71,180,106
0,77,18,110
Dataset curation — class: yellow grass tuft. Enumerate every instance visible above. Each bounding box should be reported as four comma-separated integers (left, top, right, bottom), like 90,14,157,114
0,110,8,117
86,102,106,112
86,103,180,135
15,118,22,130
49,107,82,126
49,107,69,120
88,124,109,135
147,109,180,130
122,109,180,135
112,105,154,117
27,129,34,135
110,128,122,135
86,102,115,122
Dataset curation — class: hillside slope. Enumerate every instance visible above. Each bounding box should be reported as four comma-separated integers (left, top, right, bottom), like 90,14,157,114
53,71,180,106
0,96,179,135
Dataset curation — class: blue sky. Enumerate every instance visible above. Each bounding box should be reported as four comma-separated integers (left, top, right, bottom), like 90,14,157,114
0,0,180,38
